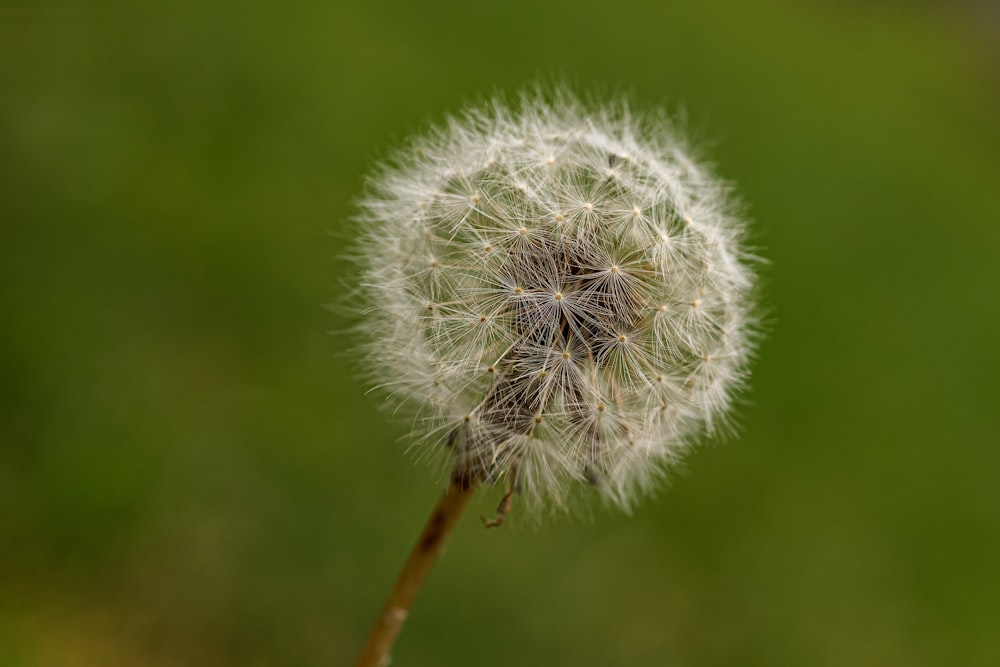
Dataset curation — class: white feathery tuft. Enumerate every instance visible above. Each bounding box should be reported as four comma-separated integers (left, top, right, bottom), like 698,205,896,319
353,90,761,513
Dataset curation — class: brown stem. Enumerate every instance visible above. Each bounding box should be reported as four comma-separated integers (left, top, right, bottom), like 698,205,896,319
354,473,479,667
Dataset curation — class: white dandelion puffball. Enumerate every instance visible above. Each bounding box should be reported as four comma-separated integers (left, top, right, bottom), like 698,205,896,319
356,92,759,511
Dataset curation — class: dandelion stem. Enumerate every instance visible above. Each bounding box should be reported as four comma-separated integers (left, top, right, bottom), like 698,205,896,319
354,472,479,667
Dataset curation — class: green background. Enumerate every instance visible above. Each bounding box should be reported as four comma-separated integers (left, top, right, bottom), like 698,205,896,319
2,1,999,665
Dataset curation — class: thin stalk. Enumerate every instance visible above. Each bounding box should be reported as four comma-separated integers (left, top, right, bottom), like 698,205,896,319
354,473,479,667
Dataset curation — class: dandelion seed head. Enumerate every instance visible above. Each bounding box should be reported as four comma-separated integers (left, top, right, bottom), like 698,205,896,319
354,90,760,513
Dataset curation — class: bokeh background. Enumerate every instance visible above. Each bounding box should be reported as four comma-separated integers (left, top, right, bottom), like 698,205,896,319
2,0,999,665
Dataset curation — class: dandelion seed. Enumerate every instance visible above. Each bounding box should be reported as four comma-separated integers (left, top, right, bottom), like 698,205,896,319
354,90,761,512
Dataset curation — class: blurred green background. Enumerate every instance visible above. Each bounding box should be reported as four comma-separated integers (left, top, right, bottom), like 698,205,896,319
2,0,999,665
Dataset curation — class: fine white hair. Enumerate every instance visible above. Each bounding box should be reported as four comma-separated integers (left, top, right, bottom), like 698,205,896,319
353,89,760,513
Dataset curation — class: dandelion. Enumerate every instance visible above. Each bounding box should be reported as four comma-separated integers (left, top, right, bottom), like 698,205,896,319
351,89,760,667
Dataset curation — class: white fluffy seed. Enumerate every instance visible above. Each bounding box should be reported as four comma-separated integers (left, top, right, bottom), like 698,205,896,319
354,89,760,512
